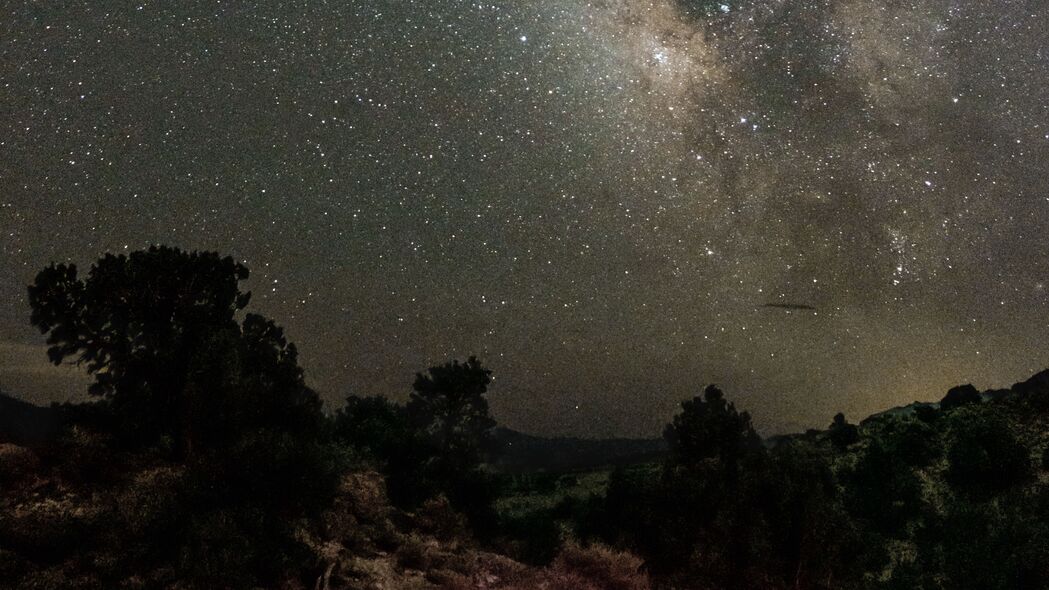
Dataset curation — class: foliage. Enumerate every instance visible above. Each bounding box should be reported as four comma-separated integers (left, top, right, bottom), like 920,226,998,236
827,412,860,450
940,383,982,411
9,245,1049,589
407,355,496,469
946,407,1032,499
15,247,342,589
400,357,499,521
28,246,250,455
333,394,412,464
664,384,763,473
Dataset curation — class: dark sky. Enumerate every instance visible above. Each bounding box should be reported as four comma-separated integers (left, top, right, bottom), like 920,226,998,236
2,0,1049,437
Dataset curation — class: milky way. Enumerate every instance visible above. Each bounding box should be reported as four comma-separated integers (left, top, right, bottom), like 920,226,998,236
2,0,1049,436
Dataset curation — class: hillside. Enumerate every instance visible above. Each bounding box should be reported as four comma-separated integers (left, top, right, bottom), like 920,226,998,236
491,427,666,473
0,392,64,447
3,371,1049,588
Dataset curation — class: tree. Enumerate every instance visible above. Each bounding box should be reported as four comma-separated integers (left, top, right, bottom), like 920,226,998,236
663,384,763,476
399,356,497,521
333,395,412,464
407,356,495,470
28,246,251,456
827,413,859,450
758,441,863,589
940,384,982,411
26,247,340,587
842,438,925,538
946,408,1031,499
882,416,939,468
183,313,323,452
656,385,766,586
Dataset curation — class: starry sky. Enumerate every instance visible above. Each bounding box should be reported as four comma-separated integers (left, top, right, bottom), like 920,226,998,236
2,0,1049,438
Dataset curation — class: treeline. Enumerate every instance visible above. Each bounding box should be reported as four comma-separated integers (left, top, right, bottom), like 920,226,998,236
6,247,513,588
559,382,1049,589
2,246,1049,589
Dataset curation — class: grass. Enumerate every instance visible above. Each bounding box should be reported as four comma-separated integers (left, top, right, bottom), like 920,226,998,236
494,462,662,520
495,469,612,519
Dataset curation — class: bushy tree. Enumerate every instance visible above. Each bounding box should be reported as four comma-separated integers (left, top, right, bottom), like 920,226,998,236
644,386,767,585
26,247,340,588
946,408,1031,499
333,395,412,464
372,357,500,524
934,495,1049,590
940,384,981,412
882,416,940,468
28,246,250,456
756,441,863,589
842,437,925,538
827,413,859,450
407,356,495,466
664,384,763,476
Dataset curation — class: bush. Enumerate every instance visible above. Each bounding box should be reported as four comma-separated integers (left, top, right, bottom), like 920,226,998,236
941,384,982,411
499,510,564,565
827,413,860,450
544,543,649,590
0,444,39,487
946,409,1032,498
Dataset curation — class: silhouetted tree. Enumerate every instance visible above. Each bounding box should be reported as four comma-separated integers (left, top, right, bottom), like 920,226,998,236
27,247,339,588
946,408,1031,498
28,246,251,457
387,357,499,523
882,416,939,468
940,384,982,411
333,395,412,463
407,356,495,463
935,494,1049,590
827,412,859,450
664,384,763,477
656,386,767,587
842,438,924,538
756,441,863,589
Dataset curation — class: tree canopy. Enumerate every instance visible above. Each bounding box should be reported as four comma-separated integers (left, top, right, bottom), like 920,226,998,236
26,245,316,457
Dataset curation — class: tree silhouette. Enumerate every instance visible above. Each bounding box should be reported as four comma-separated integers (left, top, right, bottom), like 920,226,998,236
664,384,763,476
400,356,497,521
940,384,982,411
184,313,322,451
842,438,924,537
407,355,495,469
827,412,859,450
23,246,339,586
654,385,767,586
946,409,1032,499
27,246,291,458
334,394,412,463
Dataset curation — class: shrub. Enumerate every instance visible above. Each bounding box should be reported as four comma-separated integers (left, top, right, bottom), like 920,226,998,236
941,384,981,411
946,409,1032,498
544,543,649,590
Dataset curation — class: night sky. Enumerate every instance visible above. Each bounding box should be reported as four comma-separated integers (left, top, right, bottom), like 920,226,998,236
2,0,1049,437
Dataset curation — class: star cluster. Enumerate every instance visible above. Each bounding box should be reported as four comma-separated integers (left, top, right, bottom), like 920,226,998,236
2,0,1048,436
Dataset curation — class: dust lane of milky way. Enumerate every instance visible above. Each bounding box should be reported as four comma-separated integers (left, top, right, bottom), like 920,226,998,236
2,0,1048,437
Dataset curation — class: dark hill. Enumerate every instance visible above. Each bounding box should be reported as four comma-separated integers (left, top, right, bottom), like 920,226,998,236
0,391,64,446
491,426,667,473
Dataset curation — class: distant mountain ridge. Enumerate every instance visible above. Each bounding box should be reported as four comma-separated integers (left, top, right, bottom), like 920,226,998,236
860,369,1049,424
491,426,667,473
